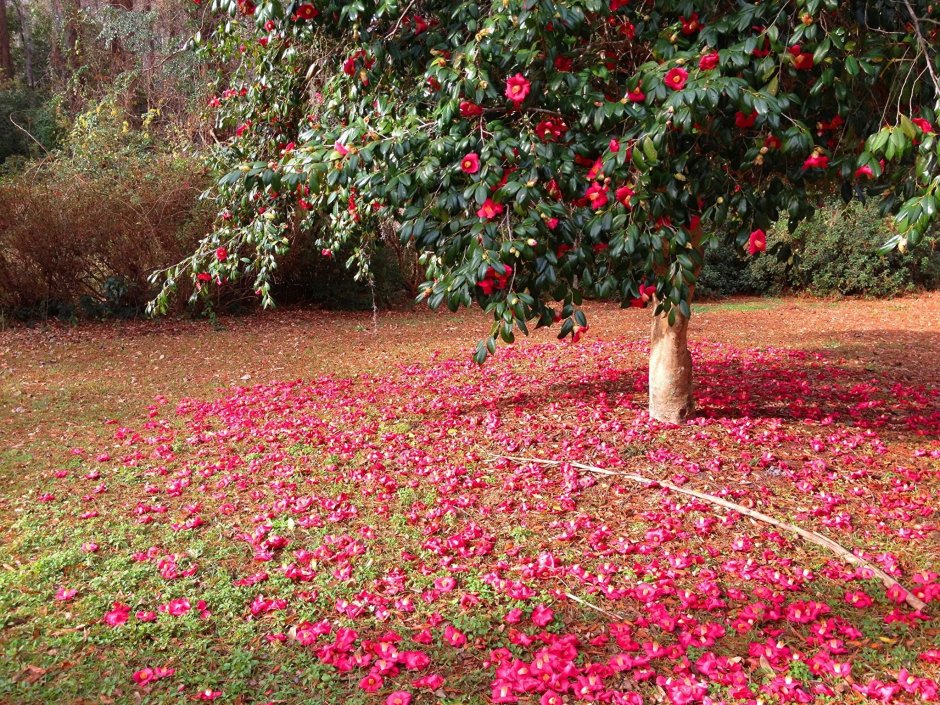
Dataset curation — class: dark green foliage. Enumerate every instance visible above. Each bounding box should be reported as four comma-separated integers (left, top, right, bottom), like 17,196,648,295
696,241,759,297
699,201,940,297
0,87,63,167
273,236,422,310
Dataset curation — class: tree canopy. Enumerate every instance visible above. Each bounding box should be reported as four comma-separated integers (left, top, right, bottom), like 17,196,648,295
153,0,940,359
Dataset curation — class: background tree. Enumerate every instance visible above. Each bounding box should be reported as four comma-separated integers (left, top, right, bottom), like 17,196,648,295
0,0,14,81
153,0,940,421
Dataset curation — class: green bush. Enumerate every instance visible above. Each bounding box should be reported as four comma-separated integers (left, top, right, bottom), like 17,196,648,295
698,201,940,298
0,87,64,167
695,241,760,297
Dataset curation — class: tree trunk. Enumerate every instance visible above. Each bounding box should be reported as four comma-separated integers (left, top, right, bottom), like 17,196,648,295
0,0,14,82
12,0,33,86
648,225,702,424
649,309,694,423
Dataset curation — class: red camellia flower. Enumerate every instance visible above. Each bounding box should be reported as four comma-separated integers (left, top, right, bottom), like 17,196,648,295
789,45,814,70
748,229,767,255
680,12,702,35
627,86,646,102
764,134,782,150
585,183,608,210
615,184,634,207
554,56,573,72
855,164,874,179
215,247,228,262
476,198,504,220
534,118,568,142
912,117,935,133
459,100,483,118
505,73,531,104
460,153,480,174
631,282,657,307
735,110,758,129
803,152,829,170
699,51,720,70
664,67,689,91
294,3,317,19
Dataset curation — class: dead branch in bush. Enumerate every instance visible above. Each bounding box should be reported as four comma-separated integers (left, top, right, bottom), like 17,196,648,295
492,454,928,613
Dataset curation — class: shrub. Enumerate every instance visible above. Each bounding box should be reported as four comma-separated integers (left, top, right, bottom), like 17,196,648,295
698,201,940,298
0,100,213,320
695,241,760,297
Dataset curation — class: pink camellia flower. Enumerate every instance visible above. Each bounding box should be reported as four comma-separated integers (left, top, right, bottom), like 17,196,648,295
161,598,191,616
748,229,767,255
359,672,383,692
531,604,554,627
136,610,158,622
132,668,156,685
82,542,99,553
434,575,457,592
845,590,874,608
699,51,720,70
386,691,412,705
504,73,531,104
334,141,349,156
504,608,523,624
627,87,646,102
103,602,131,627
402,651,430,670
803,152,829,170
609,138,620,152
476,198,504,220
664,66,689,91
413,673,444,689
443,624,467,647
459,153,480,174
194,689,223,701
55,587,77,602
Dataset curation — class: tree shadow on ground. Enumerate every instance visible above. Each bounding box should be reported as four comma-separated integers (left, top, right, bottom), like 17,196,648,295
463,331,940,441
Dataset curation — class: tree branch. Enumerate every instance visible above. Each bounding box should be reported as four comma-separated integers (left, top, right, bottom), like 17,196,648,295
491,454,929,613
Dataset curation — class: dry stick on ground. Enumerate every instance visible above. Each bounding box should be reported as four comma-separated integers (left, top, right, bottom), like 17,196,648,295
491,454,928,613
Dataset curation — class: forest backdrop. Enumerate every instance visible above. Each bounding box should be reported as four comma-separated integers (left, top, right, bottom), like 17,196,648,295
0,0,939,324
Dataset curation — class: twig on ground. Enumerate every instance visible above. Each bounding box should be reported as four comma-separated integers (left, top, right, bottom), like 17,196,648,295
491,454,928,613
563,592,625,621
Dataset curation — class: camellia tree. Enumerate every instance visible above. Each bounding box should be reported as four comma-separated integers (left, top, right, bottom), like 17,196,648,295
152,0,939,422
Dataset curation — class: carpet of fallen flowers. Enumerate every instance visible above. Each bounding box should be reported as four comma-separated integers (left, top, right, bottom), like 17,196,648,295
0,297,938,705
